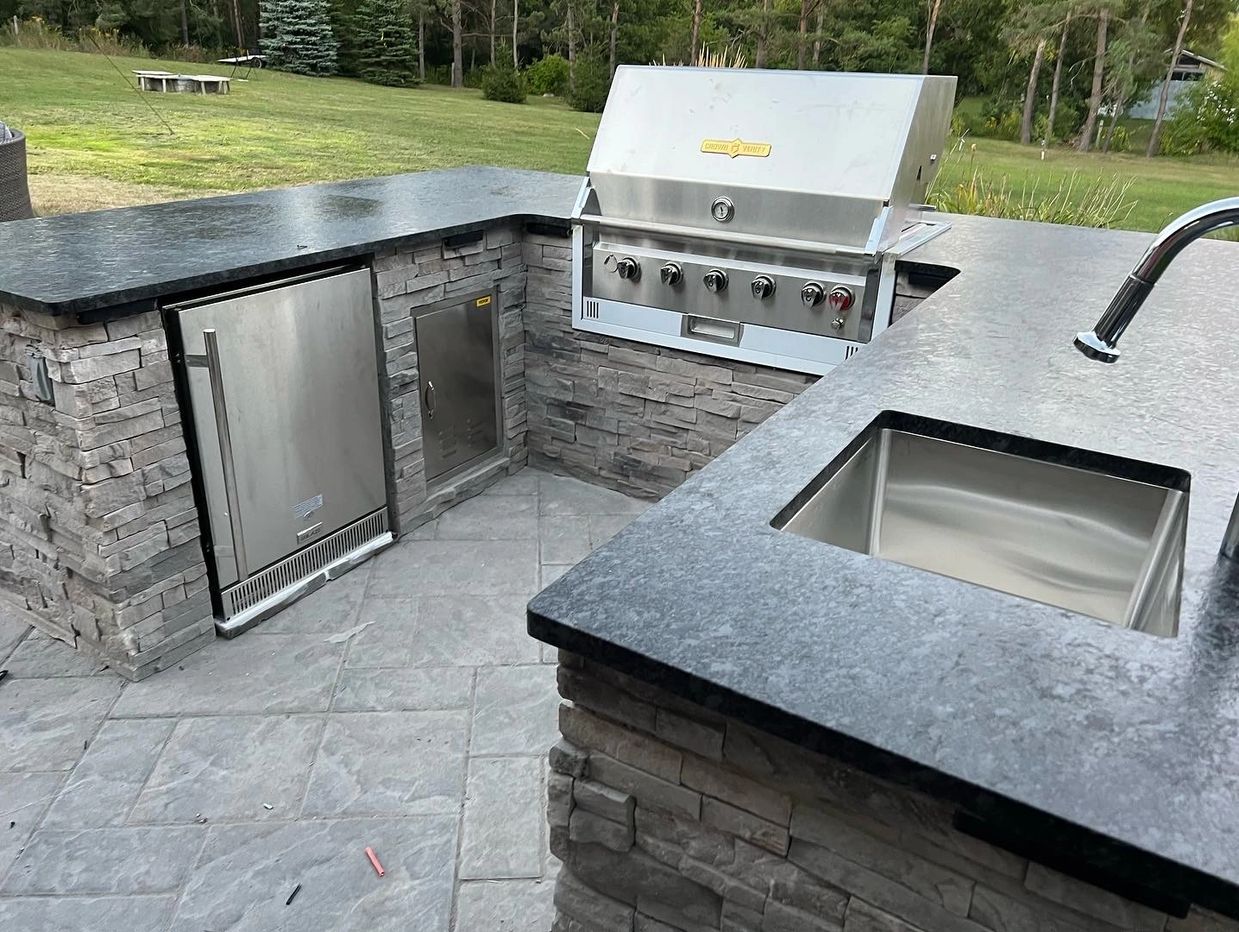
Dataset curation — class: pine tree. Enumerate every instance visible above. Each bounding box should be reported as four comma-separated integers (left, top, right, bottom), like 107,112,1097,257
354,0,420,86
260,0,339,76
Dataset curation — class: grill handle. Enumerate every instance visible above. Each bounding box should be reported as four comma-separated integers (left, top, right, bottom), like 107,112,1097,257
578,213,878,260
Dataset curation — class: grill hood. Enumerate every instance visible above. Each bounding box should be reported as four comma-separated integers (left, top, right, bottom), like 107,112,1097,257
577,66,957,256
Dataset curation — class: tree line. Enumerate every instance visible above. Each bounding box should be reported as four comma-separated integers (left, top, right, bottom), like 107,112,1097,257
4,0,1236,134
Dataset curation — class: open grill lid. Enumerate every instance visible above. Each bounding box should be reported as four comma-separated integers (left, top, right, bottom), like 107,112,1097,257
576,67,957,256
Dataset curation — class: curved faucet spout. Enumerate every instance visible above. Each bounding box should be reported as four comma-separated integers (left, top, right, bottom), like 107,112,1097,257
1074,196,1239,363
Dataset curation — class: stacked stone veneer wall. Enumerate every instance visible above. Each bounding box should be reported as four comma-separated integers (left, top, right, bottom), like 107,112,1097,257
0,303,212,680
548,652,1230,932
373,223,528,532
522,232,818,499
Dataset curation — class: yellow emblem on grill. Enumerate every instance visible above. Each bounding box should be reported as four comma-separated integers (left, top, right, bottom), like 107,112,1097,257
700,138,772,159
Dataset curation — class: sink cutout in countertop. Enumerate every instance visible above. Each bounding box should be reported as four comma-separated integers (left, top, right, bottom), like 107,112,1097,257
773,411,1191,638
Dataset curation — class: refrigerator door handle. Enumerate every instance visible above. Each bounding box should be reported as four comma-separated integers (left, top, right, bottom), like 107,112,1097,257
203,328,249,574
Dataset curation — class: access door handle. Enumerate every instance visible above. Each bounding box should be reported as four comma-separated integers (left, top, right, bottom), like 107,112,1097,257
424,380,437,419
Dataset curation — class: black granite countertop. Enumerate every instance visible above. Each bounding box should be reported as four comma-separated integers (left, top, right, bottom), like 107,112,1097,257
0,167,581,316
529,213,1239,914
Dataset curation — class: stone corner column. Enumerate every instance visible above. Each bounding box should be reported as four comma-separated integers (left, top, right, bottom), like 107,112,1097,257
0,303,215,680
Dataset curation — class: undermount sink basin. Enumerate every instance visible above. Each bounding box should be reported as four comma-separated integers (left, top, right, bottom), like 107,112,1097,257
773,412,1190,638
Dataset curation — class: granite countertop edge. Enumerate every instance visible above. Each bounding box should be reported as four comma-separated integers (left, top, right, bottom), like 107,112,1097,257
0,166,580,318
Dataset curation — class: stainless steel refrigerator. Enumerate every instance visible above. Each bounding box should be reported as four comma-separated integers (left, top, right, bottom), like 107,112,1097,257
171,267,391,635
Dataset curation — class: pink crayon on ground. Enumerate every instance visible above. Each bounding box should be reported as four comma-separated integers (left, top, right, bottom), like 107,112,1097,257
364,846,385,877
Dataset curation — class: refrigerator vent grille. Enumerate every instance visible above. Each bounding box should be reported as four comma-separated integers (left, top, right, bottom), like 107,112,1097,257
223,509,389,617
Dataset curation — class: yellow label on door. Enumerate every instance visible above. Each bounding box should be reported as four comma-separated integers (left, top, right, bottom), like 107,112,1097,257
475,295,492,307
700,138,773,159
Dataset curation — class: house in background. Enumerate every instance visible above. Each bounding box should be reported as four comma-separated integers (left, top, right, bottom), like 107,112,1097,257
1129,49,1226,118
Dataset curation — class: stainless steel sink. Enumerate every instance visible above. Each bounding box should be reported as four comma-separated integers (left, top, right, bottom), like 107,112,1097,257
773,413,1190,637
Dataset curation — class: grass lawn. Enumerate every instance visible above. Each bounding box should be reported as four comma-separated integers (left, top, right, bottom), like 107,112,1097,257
935,135,1239,233
3,46,1238,231
2,46,599,213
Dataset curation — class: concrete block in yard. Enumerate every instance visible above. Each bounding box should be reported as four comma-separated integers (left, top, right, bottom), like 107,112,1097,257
571,808,635,853
560,703,683,782
556,868,636,931
703,798,789,856
842,899,919,932
574,778,636,825
588,754,701,821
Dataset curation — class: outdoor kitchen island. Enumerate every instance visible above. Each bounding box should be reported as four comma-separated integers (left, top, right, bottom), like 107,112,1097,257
1,167,1239,932
528,212,1239,932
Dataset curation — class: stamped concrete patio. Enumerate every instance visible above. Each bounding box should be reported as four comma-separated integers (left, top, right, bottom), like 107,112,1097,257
0,469,648,932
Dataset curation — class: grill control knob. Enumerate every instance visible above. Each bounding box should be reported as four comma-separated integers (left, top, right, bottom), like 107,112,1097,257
615,257,641,281
659,263,683,286
703,269,729,294
828,286,856,313
750,275,776,300
801,282,826,307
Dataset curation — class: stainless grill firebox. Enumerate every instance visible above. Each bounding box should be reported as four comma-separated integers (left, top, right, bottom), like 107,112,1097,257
571,67,957,374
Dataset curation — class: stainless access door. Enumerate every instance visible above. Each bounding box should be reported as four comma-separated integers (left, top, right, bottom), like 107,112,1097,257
416,291,500,482
176,268,387,586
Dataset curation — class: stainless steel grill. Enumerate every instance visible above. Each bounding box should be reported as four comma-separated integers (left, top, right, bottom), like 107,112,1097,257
571,67,957,374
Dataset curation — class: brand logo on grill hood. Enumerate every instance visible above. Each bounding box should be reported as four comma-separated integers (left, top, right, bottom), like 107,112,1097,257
700,138,772,159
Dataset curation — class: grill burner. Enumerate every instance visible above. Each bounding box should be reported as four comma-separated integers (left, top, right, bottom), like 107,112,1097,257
571,67,957,375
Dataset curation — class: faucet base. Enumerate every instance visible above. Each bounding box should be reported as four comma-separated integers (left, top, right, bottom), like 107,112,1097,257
1074,331,1120,363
